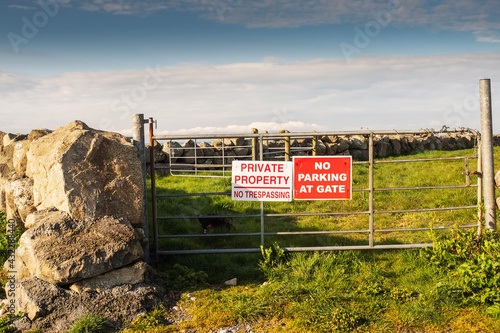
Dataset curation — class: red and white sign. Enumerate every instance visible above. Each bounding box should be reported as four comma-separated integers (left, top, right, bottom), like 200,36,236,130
293,156,352,200
232,161,293,201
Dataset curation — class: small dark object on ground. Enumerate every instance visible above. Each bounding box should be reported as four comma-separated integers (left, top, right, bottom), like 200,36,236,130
198,215,235,233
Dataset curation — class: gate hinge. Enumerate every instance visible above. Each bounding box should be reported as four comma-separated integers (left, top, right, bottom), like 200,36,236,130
149,118,157,129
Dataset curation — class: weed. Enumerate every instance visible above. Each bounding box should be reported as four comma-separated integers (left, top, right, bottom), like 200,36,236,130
487,303,500,318
259,242,288,269
422,226,500,307
0,316,16,333
0,212,22,265
67,313,111,333
390,287,418,303
306,305,364,333
125,304,171,331
158,263,208,291
357,281,386,296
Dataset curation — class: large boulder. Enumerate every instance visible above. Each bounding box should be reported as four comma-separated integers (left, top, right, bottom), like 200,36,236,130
69,261,147,294
12,139,31,176
0,141,15,177
26,121,144,226
376,141,392,158
315,139,327,155
16,213,144,285
179,139,205,164
348,135,368,150
162,141,183,163
4,177,35,226
13,275,164,332
27,128,51,141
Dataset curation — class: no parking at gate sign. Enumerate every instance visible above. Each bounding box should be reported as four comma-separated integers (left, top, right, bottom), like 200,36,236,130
293,156,352,200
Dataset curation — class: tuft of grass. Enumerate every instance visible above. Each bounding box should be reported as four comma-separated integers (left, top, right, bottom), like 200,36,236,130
157,263,208,292
122,304,174,332
67,313,111,333
0,316,16,333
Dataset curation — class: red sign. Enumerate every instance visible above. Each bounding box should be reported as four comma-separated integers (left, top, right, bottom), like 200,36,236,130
293,156,352,200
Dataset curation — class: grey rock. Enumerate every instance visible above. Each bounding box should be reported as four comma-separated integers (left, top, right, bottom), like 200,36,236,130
17,213,144,285
70,261,147,293
13,275,164,332
26,120,144,226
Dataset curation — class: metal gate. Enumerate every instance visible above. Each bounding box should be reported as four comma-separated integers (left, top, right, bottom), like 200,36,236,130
145,123,481,257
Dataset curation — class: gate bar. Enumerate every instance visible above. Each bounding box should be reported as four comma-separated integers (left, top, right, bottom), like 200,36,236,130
152,127,475,141
157,243,434,255
157,224,478,239
259,134,265,247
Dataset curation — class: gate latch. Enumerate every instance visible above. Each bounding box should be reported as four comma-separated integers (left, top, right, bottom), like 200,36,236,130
462,170,481,176
149,118,157,129
462,158,481,187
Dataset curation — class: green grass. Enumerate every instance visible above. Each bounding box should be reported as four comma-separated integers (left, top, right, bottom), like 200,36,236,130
138,147,500,332
147,246,500,333
67,313,111,333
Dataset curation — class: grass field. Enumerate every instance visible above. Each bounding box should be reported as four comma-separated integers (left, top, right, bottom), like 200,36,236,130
134,147,500,332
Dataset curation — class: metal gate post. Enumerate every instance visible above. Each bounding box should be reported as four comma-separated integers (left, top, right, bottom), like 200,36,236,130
132,114,150,262
312,134,317,156
259,134,265,247
368,133,374,247
252,128,258,161
149,118,159,258
280,130,290,161
477,137,483,236
480,79,496,231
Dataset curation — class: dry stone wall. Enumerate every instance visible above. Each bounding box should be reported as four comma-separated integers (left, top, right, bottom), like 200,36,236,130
0,121,162,332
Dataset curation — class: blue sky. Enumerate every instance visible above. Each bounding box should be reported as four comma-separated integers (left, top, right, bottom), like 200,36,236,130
1,0,500,135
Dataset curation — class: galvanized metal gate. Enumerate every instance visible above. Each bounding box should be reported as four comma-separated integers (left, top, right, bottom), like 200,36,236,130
141,122,481,258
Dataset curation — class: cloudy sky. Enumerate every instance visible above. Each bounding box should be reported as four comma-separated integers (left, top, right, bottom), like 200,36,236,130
1,0,500,136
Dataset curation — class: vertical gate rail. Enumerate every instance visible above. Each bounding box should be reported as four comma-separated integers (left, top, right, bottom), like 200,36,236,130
148,127,480,257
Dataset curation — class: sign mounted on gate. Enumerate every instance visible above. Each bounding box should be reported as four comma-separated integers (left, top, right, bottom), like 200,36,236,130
293,156,352,200
232,161,293,201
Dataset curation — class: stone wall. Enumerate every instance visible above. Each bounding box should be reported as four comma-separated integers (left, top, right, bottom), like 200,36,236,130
0,121,162,332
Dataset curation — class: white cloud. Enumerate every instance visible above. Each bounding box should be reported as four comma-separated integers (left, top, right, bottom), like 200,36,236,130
8,4,37,10
475,33,500,43
1,53,500,136
153,121,326,136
